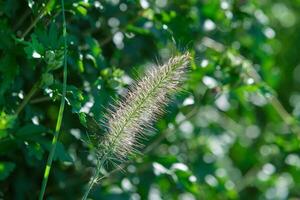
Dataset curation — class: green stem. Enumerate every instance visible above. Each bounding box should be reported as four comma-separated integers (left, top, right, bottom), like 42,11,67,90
13,9,31,31
20,0,56,38
82,156,106,200
269,97,294,125
21,11,45,39
269,97,300,136
16,80,41,115
38,0,68,199
30,96,52,104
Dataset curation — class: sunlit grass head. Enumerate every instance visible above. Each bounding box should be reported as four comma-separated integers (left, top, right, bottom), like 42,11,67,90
98,52,191,166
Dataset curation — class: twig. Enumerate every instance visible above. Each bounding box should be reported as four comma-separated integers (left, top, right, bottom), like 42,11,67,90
20,0,57,39
15,80,41,115
30,96,52,104
21,10,45,39
13,9,31,31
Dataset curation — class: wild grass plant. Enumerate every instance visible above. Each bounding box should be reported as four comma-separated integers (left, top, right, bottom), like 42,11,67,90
82,53,190,199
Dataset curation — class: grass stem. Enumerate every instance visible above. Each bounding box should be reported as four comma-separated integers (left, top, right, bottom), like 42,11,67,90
38,0,68,199
82,157,106,200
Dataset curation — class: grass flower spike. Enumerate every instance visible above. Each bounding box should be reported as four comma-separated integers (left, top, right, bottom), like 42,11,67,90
82,52,190,199
101,52,190,164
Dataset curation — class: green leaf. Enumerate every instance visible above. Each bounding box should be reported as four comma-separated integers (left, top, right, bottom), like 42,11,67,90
76,5,87,16
0,54,19,103
0,111,16,139
0,162,15,180
3,0,19,17
0,124,47,153
49,23,58,47
26,142,45,161
34,23,64,49
24,35,44,59
54,142,73,162
86,37,102,58
126,24,151,35
45,0,56,14
41,73,54,86
0,20,14,49
15,124,48,139
45,49,64,71
45,83,87,113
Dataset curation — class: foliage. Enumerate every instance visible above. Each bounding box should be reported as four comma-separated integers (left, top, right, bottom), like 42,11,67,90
1,0,300,199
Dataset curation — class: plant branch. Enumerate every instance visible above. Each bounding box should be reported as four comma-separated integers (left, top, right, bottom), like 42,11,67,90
21,9,46,39
13,9,31,31
30,96,52,104
269,97,300,136
20,0,57,38
15,80,41,115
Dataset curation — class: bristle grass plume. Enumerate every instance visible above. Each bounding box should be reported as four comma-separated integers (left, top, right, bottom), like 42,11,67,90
82,52,190,200
100,52,190,164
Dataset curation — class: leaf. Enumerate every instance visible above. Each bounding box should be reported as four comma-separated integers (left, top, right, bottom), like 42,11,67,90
15,124,48,139
3,0,19,17
86,37,102,58
172,167,199,195
0,111,16,139
126,24,151,35
49,23,58,47
0,20,13,49
74,2,91,16
0,124,47,153
44,49,64,71
76,5,87,16
26,142,45,161
24,35,45,59
45,0,56,14
54,142,73,162
84,115,103,135
0,162,15,180
45,83,87,113
0,54,19,104
33,23,64,50
41,72,54,86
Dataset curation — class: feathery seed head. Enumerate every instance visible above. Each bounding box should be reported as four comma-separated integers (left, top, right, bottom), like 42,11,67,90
99,52,190,164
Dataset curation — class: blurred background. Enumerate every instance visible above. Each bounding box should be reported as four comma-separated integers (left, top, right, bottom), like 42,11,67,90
1,0,300,199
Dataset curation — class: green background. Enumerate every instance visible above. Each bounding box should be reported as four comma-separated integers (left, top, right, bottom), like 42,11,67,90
1,0,300,199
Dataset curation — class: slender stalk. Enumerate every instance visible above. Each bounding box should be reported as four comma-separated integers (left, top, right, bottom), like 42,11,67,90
13,9,31,31
15,80,41,115
21,10,45,38
20,0,55,38
269,97,300,136
269,97,294,125
30,96,52,104
38,0,68,199
82,156,106,200
80,91,153,198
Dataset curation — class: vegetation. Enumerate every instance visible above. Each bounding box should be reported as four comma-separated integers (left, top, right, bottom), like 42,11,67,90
0,0,300,199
